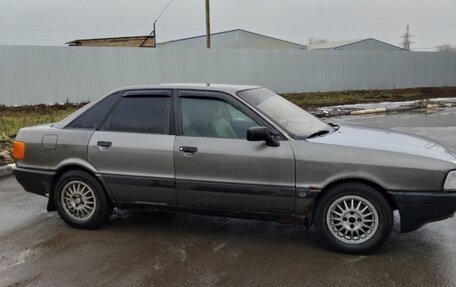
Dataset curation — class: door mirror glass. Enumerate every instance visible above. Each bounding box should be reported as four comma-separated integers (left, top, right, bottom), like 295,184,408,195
246,126,280,147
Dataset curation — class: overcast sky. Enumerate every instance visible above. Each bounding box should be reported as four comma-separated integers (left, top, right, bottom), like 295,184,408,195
0,0,455,51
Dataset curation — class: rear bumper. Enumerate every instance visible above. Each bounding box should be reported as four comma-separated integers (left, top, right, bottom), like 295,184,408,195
14,167,56,197
389,191,456,233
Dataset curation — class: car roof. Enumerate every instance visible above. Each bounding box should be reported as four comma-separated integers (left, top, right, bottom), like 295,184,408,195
109,83,261,94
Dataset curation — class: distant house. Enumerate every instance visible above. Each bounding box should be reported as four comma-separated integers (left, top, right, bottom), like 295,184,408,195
66,35,155,47
307,38,404,51
157,29,306,49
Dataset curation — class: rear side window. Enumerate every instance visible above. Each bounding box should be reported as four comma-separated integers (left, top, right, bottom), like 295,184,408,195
66,94,118,129
101,96,170,134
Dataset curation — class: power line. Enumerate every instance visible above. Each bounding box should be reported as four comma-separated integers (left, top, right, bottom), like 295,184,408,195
154,0,175,23
141,0,175,47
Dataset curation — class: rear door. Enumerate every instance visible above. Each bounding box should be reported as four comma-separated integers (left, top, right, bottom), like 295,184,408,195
88,90,176,204
174,90,295,214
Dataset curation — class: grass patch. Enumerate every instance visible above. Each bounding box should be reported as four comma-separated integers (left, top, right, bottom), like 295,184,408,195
0,104,84,164
0,105,80,138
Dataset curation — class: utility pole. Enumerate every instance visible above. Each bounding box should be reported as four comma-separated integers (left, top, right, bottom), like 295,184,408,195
401,25,413,51
205,0,211,48
139,21,156,47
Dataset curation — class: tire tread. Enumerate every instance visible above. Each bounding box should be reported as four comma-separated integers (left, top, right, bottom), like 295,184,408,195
54,170,113,229
314,183,393,254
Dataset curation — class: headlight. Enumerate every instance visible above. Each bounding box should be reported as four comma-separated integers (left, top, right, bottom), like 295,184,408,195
443,171,456,190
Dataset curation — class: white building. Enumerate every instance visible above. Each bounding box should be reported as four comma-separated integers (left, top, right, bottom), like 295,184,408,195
157,29,306,49
307,38,404,51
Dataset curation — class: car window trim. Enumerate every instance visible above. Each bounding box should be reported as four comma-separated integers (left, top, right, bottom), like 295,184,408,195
96,89,173,135
175,89,284,139
64,92,122,130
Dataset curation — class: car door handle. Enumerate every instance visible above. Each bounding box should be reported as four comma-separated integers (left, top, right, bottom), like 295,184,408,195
97,141,112,148
179,146,198,153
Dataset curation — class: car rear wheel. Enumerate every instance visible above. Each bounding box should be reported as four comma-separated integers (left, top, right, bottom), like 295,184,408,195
54,170,113,229
315,183,393,254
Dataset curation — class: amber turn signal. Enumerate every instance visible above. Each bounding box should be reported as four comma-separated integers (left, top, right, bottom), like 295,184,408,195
13,141,25,160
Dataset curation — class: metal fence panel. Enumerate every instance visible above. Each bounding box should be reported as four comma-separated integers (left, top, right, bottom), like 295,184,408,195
1,45,456,106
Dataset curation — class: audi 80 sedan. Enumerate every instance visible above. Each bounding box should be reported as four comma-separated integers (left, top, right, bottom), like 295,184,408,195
12,84,456,253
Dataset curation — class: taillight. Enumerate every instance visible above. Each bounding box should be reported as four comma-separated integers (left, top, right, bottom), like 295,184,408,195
13,141,25,160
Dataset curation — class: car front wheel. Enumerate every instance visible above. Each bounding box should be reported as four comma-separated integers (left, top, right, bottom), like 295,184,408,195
315,183,393,254
54,170,113,229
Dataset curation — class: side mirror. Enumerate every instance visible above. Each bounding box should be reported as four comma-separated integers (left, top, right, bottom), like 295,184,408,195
246,126,280,147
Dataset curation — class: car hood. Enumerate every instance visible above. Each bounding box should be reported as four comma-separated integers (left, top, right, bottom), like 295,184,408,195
308,125,456,163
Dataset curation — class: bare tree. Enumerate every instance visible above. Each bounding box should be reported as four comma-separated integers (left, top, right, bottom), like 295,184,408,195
436,43,456,52
308,37,329,45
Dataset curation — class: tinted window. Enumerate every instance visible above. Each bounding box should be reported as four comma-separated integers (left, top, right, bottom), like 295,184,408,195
181,97,258,139
103,96,170,134
67,93,118,129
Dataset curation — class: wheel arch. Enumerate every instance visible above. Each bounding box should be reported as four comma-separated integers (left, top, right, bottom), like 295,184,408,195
47,162,111,211
309,178,398,225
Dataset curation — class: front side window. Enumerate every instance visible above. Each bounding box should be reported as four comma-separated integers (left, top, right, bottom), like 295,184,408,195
181,97,258,139
102,96,170,134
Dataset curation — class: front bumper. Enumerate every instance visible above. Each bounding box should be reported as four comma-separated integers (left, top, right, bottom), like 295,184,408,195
389,191,456,232
14,166,56,197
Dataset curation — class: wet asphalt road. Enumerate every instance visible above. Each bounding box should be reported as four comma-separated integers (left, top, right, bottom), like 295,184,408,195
1,110,456,287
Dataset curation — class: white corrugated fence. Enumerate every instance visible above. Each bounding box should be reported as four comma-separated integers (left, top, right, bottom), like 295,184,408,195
1,45,456,106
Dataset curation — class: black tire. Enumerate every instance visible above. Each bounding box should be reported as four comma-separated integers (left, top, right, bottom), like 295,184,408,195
314,183,393,254
54,170,113,229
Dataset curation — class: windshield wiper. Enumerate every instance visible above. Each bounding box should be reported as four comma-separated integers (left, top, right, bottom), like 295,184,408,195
307,129,330,139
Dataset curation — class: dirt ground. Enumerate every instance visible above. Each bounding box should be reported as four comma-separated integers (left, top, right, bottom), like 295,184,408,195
282,86,456,107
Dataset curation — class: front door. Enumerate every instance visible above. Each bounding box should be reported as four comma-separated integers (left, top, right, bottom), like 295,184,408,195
174,90,295,214
88,90,175,204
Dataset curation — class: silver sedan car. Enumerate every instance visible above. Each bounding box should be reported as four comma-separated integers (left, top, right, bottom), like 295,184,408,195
12,84,456,253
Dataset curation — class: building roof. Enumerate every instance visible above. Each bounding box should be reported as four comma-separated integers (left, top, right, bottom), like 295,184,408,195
157,28,306,48
307,38,404,50
65,35,154,45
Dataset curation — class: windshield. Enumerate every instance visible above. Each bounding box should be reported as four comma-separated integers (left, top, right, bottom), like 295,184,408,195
237,88,330,138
